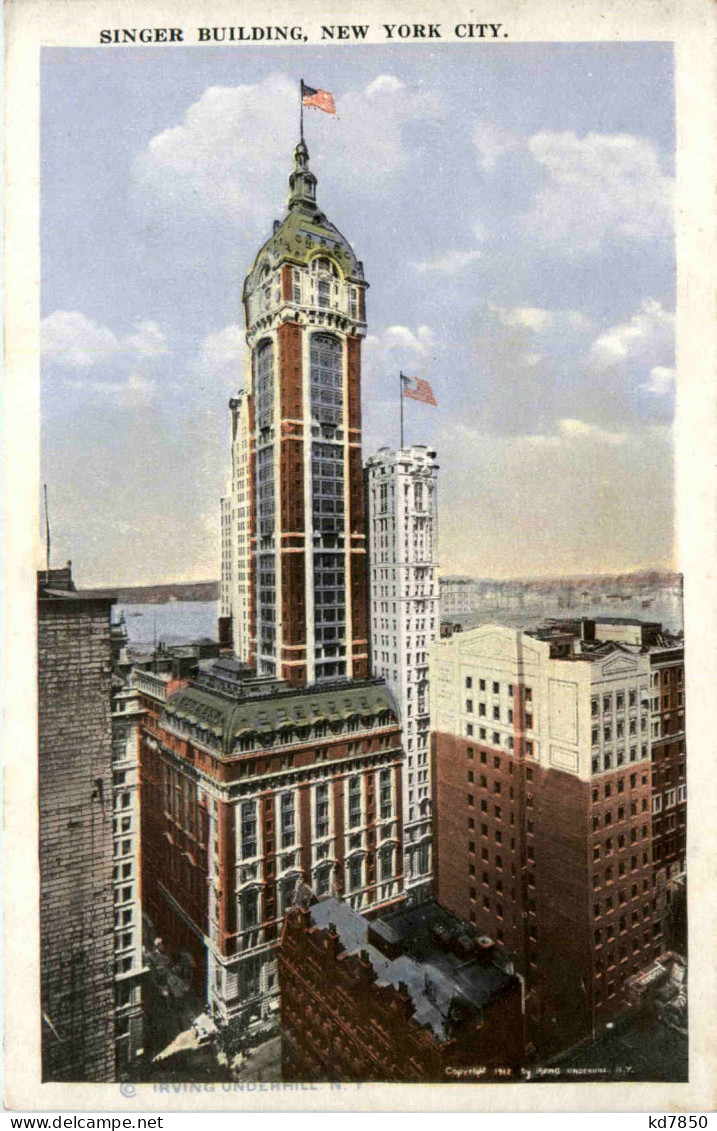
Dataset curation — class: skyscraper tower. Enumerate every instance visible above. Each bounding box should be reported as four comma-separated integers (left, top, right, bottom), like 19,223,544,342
223,140,370,686
365,446,440,897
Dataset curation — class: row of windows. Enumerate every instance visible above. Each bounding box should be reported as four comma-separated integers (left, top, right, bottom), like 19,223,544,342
593,855,651,888
465,677,532,701
591,746,647,775
652,785,686,812
591,689,647,715
238,773,395,859
592,720,646,744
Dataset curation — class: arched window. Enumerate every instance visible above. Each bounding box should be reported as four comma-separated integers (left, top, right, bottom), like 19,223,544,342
312,256,337,307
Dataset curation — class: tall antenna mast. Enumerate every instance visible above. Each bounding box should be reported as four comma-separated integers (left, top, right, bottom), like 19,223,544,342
43,484,51,572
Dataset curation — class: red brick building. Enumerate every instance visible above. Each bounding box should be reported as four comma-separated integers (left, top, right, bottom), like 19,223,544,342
279,897,524,1081
430,622,682,1057
220,139,369,686
648,641,686,953
137,660,405,1028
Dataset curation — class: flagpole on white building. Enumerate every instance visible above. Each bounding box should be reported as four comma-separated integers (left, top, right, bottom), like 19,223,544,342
399,372,405,450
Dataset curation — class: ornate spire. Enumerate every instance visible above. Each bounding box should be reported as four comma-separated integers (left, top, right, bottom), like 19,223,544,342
288,139,317,211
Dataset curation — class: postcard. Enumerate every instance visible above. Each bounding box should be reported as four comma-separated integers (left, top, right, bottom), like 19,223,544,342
4,0,716,1114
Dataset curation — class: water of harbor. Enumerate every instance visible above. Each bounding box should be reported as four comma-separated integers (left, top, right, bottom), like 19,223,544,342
115,588,682,648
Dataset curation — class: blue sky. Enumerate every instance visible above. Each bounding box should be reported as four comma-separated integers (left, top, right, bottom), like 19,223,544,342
41,43,675,584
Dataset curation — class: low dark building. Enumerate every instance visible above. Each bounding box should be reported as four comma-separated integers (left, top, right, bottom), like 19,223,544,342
279,897,524,1081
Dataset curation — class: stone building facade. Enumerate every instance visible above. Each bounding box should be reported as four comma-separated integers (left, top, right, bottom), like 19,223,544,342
38,568,117,1081
110,682,148,1072
138,659,405,1028
219,390,252,658
430,621,676,1056
365,445,439,898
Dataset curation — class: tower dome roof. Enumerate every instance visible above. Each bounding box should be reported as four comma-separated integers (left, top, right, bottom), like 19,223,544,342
243,141,365,299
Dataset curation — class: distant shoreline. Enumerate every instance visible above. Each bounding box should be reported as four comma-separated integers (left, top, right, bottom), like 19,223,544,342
97,580,219,605
98,569,680,607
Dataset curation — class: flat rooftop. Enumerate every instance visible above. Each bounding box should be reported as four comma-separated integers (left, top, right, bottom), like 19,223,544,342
309,897,516,1042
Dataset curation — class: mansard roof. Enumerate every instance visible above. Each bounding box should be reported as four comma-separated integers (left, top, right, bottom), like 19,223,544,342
162,678,398,757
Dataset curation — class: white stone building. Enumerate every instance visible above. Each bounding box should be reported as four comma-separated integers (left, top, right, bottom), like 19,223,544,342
430,623,653,782
111,683,147,1073
365,445,439,897
220,390,252,661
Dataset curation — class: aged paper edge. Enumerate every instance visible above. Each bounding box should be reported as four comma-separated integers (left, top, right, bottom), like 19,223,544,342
3,0,716,1112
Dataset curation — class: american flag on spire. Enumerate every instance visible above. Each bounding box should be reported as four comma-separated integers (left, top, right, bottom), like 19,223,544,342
402,375,437,407
301,82,336,115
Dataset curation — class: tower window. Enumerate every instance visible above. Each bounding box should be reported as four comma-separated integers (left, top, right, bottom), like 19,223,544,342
255,339,275,431
310,334,343,427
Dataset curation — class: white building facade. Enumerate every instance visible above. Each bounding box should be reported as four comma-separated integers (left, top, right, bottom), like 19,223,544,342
365,445,439,897
220,390,252,661
111,684,147,1074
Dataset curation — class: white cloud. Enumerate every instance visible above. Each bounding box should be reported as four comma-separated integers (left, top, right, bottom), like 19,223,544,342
525,131,674,252
193,324,246,386
516,419,627,449
135,74,297,228
135,72,435,227
42,311,170,368
640,365,676,396
69,373,157,409
317,75,440,187
365,74,404,97
496,306,554,332
473,120,519,171
411,248,482,274
590,299,675,370
367,325,436,355
556,418,626,446
362,325,438,432
41,310,119,368
123,320,168,357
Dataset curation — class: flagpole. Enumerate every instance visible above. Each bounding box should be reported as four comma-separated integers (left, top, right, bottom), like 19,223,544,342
399,372,405,450
300,79,304,141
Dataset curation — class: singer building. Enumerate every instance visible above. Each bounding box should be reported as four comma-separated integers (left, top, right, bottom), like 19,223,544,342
220,138,369,685
142,140,405,1030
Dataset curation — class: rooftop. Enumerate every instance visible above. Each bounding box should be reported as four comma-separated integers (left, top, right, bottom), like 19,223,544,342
309,897,517,1042
161,668,399,757
38,565,116,606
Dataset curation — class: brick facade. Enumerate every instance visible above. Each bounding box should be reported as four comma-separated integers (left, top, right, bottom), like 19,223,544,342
226,139,369,687
279,899,524,1081
649,646,686,953
138,667,405,1029
430,623,672,1057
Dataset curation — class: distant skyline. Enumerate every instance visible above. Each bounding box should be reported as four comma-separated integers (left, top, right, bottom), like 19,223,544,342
41,43,675,586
